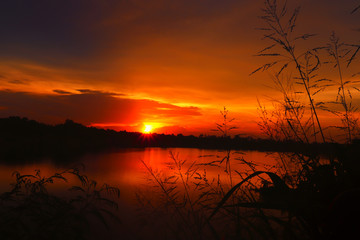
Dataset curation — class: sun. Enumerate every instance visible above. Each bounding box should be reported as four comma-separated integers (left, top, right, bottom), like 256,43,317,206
143,124,153,134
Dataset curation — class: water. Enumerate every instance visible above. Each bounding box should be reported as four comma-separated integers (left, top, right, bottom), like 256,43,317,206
0,148,278,198
0,148,279,239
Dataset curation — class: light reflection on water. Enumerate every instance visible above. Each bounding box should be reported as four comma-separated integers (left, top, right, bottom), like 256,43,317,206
0,148,284,239
0,148,278,203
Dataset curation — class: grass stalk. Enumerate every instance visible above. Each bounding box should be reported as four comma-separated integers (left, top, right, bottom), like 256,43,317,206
256,0,326,143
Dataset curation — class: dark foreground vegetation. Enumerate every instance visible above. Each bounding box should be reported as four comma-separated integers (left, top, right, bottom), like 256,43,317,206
137,1,360,239
0,167,120,240
1,1,360,239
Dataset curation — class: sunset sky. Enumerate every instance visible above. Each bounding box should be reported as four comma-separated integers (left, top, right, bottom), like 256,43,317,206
0,0,359,136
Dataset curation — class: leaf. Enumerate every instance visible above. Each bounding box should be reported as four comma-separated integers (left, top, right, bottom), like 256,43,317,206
315,78,332,83
249,61,278,75
351,72,360,78
69,186,85,192
315,101,325,106
353,86,360,92
263,34,286,47
255,27,272,31
294,33,317,41
312,88,325,96
256,53,281,57
258,44,277,53
52,173,67,182
347,46,360,67
351,5,360,14
288,7,300,32
207,171,288,222
280,1,287,17
277,63,288,76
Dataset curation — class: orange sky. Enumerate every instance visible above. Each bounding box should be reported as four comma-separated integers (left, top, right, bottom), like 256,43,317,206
0,0,359,137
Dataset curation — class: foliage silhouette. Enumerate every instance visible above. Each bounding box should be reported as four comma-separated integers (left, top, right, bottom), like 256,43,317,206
250,0,360,238
137,1,360,239
0,167,120,240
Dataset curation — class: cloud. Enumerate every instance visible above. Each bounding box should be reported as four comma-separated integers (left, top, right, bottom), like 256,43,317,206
8,79,29,85
0,90,202,130
53,89,72,95
76,89,124,96
0,0,357,136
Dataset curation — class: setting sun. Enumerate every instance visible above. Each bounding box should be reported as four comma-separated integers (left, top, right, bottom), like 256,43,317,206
143,125,153,134
1,1,359,239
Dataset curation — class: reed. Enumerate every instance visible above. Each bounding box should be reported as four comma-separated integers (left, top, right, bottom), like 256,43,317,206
252,0,327,143
138,109,297,239
0,167,120,240
251,0,360,238
139,1,360,239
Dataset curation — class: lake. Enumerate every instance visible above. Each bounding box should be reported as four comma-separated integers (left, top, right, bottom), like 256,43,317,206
0,148,278,199
0,148,281,239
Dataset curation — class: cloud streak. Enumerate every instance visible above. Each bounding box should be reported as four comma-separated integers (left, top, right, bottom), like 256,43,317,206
0,0,358,135
0,90,202,132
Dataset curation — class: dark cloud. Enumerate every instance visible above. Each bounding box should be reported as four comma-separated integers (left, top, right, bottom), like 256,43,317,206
7,79,28,85
76,89,124,96
53,89,72,95
0,0,357,136
0,90,201,126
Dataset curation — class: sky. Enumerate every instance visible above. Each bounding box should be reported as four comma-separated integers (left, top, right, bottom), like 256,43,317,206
0,0,359,136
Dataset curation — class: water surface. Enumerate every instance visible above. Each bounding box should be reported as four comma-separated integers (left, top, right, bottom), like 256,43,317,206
0,148,281,239
0,148,278,200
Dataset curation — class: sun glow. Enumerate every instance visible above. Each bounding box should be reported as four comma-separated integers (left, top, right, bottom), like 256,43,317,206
143,124,153,134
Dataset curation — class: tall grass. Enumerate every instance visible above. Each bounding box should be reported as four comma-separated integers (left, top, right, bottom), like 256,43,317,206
137,109,300,239
324,33,360,143
253,0,360,238
254,0,360,143
251,0,326,143
0,167,120,240
138,1,360,239
138,148,310,239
